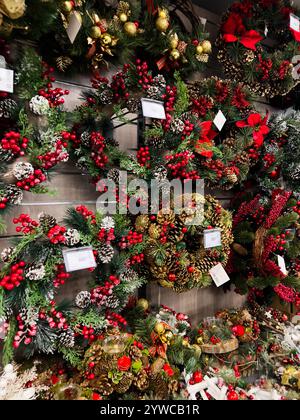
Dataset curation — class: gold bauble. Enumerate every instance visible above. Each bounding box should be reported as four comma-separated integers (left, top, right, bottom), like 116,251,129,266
136,298,149,311
154,322,165,335
170,49,180,61
119,12,128,23
196,337,204,345
90,26,102,39
62,1,74,13
102,33,112,45
156,17,169,32
196,45,203,55
124,22,137,36
164,331,174,341
170,37,179,50
201,40,212,54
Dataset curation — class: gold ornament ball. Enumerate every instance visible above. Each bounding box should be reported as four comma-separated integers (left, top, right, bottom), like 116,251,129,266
119,13,128,23
196,45,203,55
154,322,165,335
156,17,169,32
90,26,102,39
201,40,212,54
164,331,174,341
102,33,112,45
124,22,137,36
62,1,74,13
170,38,179,50
170,49,180,61
136,298,149,311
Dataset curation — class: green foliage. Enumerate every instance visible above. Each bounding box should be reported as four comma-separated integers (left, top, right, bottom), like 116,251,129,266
71,310,107,332
15,48,45,100
248,276,281,289
2,319,17,365
59,346,83,369
174,72,189,116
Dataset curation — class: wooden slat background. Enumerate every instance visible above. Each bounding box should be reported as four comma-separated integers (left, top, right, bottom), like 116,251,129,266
0,3,283,324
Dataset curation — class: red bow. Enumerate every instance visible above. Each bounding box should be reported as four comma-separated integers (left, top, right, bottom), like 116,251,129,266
236,113,269,148
195,121,217,159
222,12,263,50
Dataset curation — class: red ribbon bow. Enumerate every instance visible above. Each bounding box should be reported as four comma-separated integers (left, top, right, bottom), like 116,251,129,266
195,121,217,158
222,12,263,50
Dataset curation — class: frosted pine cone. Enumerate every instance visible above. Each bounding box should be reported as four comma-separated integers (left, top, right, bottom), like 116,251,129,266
98,244,114,263
75,291,91,309
104,295,120,309
153,75,166,89
100,216,115,231
80,131,91,147
98,89,114,105
170,118,185,134
0,99,17,119
147,85,161,101
3,185,23,205
65,229,81,246
38,213,57,233
59,329,75,348
107,168,121,184
29,95,50,116
13,162,34,180
120,268,138,283
0,247,14,263
25,263,46,281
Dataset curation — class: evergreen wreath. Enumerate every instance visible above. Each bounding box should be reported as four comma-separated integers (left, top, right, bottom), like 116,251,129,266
256,110,300,195
0,206,146,365
0,47,70,231
134,194,233,293
217,0,300,98
119,75,270,190
228,190,300,304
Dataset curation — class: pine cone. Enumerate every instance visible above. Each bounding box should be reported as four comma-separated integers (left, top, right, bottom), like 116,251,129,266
75,291,91,309
94,375,114,396
65,229,81,246
59,328,75,348
149,224,161,239
135,215,150,233
98,244,115,263
156,210,175,225
222,137,236,149
129,345,143,360
236,152,250,166
168,379,179,395
107,168,121,184
0,246,14,263
114,372,134,394
0,99,17,119
38,213,57,233
149,373,169,400
133,369,149,391
3,185,23,205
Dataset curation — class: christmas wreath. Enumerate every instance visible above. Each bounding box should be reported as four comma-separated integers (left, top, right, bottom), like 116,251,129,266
0,205,146,365
34,0,211,74
257,110,300,195
134,194,233,293
123,75,270,190
217,0,300,98
0,47,70,230
228,190,300,305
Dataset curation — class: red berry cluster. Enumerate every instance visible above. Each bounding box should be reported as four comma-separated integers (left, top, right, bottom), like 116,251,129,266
192,96,214,117
61,131,78,146
189,370,203,385
16,169,47,191
202,159,227,182
137,146,151,167
133,340,144,350
1,131,29,156
90,276,120,307
119,230,143,249
0,196,8,210
128,253,145,266
40,63,69,107
47,225,67,244
257,55,273,81
42,306,69,330
110,64,131,101
0,261,26,290
106,311,127,328
13,214,39,234
165,151,200,180
53,264,70,288
76,326,98,344
13,313,37,348
180,120,195,141
136,60,153,91
90,132,108,169
76,205,96,224
292,200,300,216
162,86,177,131
91,74,109,90
263,153,276,169
210,335,221,345
97,228,115,244
278,60,291,80
37,139,69,170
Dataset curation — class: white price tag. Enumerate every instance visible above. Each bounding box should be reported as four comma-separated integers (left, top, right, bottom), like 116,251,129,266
204,229,222,249
264,25,268,37
0,68,14,93
200,17,207,28
290,13,300,32
63,246,97,272
209,263,230,288
277,255,288,276
66,12,82,44
141,98,166,119
213,110,226,131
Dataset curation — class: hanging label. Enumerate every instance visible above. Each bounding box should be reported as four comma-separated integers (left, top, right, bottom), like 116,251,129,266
277,255,288,276
209,263,230,287
63,246,97,272
0,55,6,68
290,13,300,32
200,17,207,27
141,98,166,119
213,110,226,131
203,229,222,249
264,25,268,37
66,11,82,44
0,68,14,93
